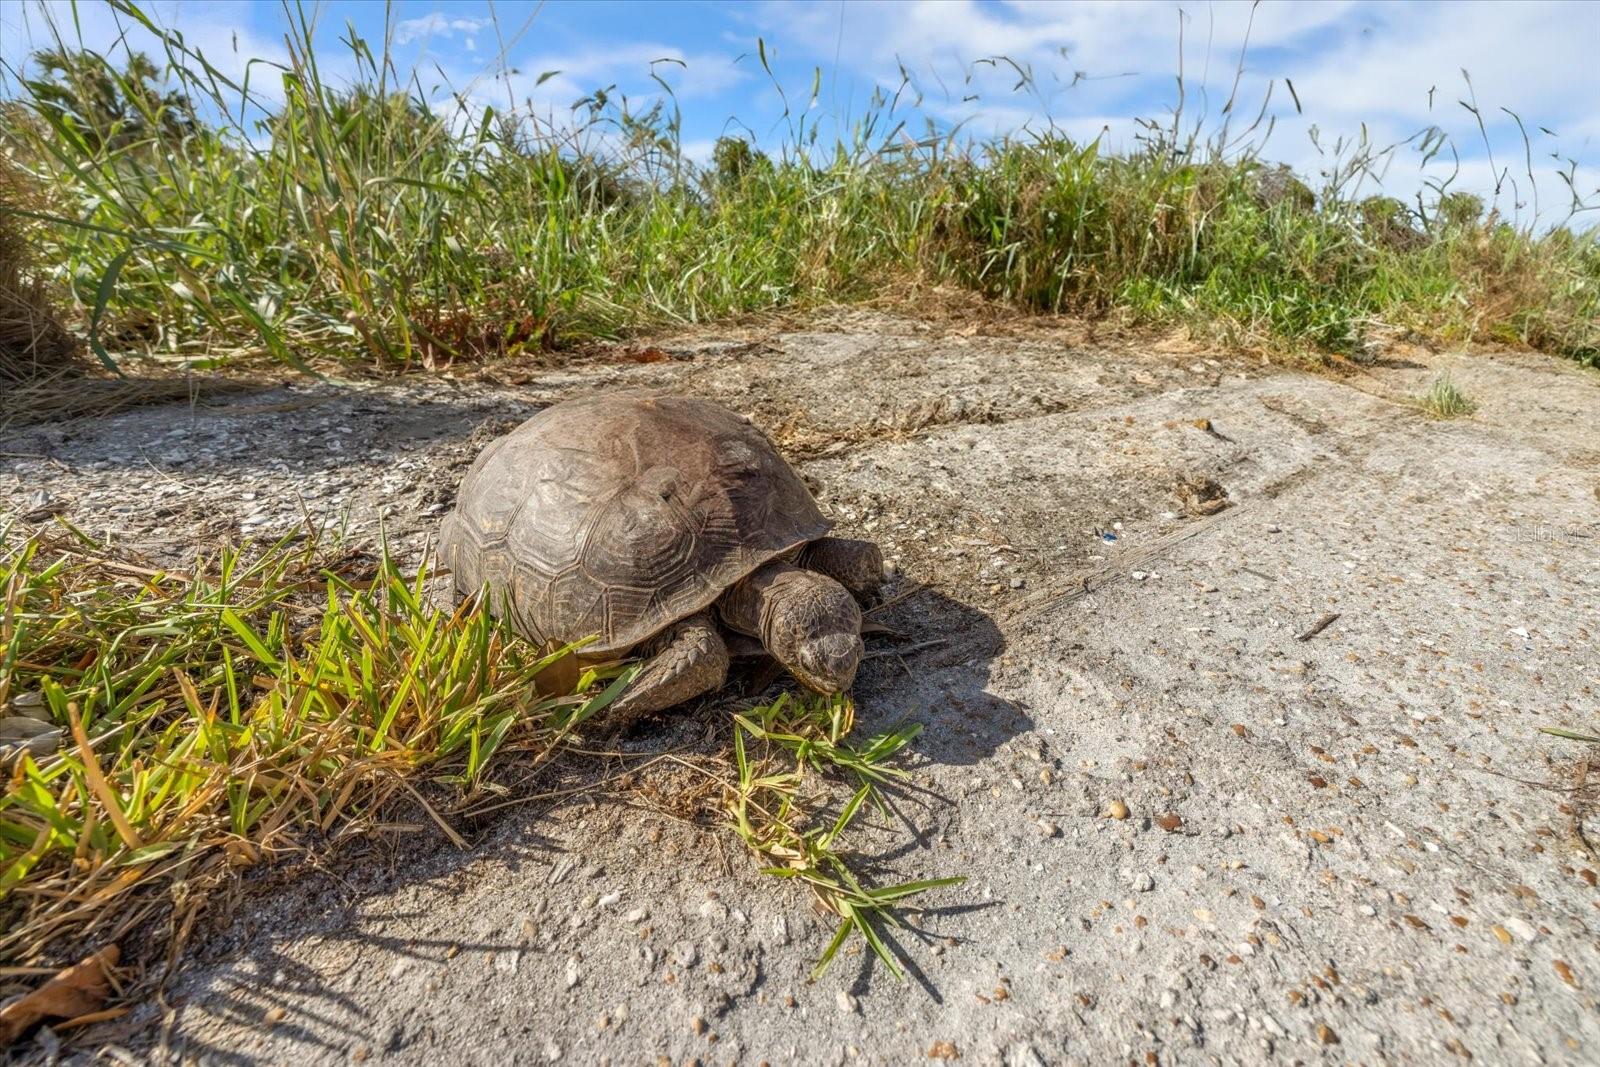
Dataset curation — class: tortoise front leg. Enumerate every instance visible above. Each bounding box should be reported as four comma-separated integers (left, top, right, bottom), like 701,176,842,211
608,611,730,731
798,537,885,603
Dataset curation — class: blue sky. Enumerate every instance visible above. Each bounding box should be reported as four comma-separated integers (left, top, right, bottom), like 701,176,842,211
4,1,1598,225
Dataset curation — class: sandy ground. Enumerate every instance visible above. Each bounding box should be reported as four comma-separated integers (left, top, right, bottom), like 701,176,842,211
3,312,1598,1065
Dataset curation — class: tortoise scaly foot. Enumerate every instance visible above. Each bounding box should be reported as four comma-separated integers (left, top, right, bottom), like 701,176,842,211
608,611,730,733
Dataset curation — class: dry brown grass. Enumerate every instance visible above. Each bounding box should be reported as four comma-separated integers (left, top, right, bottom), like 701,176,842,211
0,157,82,385
0,375,269,434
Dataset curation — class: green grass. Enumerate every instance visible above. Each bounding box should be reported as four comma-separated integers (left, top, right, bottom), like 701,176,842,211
1416,372,1478,418
0,521,958,995
725,692,961,981
0,1,1595,373
0,522,629,972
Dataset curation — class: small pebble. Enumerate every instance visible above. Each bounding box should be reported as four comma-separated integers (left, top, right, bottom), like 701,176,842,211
837,991,858,1014
263,1007,287,1025
1037,820,1061,838
1106,800,1130,820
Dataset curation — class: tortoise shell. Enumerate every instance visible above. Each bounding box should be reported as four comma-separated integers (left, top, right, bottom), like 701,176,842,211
439,393,830,655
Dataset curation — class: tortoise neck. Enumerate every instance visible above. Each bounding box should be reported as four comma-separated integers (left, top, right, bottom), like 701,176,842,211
718,560,801,647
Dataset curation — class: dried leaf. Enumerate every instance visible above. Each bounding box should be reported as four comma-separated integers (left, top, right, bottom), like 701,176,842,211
0,947,120,1047
0,716,56,741
620,346,669,363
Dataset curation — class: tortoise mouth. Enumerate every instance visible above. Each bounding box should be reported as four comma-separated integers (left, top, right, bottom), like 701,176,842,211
792,633,864,694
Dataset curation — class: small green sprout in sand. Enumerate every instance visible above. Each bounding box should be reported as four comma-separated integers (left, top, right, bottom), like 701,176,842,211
1416,373,1477,418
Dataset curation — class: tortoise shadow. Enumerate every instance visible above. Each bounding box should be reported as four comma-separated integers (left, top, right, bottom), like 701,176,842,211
853,582,1027,769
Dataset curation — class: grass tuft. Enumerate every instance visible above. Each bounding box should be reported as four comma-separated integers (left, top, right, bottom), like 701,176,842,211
0,524,610,975
1416,372,1478,418
0,522,953,997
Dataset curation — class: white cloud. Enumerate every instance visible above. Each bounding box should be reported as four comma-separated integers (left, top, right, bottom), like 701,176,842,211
408,40,746,166
393,13,488,47
679,137,719,165
422,38,748,155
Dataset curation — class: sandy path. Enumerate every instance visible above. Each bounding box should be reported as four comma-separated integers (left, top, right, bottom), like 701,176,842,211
4,314,1597,1065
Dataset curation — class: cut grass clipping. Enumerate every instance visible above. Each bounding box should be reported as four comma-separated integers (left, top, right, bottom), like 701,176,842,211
1416,372,1478,418
1540,727,1600,745
0,523,631,979
728,693,962,981
1,522,958,1026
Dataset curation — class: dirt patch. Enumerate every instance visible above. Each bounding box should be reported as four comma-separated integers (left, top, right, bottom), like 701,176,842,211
3,312,1598,1065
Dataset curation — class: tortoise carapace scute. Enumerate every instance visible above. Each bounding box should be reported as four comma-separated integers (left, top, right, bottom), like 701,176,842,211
439,393,832,655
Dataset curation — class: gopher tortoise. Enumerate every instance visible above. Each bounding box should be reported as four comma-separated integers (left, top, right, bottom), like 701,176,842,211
438,393,884,728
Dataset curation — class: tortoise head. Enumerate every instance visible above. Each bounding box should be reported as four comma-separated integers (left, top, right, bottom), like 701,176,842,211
760,569,864,694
